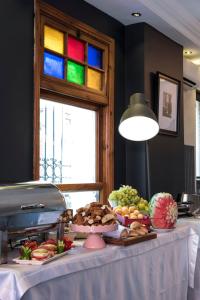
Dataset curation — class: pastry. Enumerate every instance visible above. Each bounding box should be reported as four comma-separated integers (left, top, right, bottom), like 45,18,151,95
130,221,141,230
128,222,148,237
72,202,116,226
102,213,115,224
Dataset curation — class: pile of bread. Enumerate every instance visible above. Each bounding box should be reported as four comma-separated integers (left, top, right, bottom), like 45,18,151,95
73,202,116,226
58,209,73,223
129,221,148,237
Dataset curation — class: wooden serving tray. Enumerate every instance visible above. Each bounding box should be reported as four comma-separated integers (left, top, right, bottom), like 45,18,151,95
103,232,157,246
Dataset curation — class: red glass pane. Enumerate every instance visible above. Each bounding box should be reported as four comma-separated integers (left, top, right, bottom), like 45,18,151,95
67,35,85,62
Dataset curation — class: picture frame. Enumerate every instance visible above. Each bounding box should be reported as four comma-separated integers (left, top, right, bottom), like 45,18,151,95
157,72,180,136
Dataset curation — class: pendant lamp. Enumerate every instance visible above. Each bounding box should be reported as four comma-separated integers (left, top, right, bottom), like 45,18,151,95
118,93,159,141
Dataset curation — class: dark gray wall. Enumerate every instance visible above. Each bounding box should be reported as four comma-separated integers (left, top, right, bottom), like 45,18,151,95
124,23,185,199
124,24,149,198
145,24,184,198
184,145,195,194
0,0,34,182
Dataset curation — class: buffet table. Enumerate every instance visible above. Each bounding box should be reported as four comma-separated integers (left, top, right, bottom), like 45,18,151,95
0,224,198,300
178,218,200,300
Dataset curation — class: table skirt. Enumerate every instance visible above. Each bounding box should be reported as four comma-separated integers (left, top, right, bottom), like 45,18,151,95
0,224,198,300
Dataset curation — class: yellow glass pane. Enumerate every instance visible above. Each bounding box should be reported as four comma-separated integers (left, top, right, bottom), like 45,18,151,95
44,25,64,54
87,68,102,91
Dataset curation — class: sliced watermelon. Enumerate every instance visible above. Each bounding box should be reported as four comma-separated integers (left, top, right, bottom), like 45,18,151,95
150,193,178,229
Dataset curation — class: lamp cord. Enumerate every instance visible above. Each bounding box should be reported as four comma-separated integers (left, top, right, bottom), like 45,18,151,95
145,141,151,199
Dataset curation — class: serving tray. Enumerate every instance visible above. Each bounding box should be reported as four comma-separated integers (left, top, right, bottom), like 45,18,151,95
13,251,69,265
103,232,157,246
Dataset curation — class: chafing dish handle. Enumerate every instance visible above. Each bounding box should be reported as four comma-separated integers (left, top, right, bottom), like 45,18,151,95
21,204,45,210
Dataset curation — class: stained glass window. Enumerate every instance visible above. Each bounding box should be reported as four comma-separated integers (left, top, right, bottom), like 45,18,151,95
67,60,84,85
68,35,85,62
43,25,104,91
44,51,64,79
87,68,102,91
44,25,64,54
88,45,102,69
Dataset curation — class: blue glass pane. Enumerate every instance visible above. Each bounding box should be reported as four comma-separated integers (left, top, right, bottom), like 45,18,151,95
88,45,102,69
44,51,64,79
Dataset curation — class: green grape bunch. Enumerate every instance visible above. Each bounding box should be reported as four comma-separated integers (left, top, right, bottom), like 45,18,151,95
108,185,149,212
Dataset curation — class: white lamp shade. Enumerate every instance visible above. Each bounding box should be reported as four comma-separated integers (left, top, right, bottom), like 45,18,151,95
118,116,159,141
118,93,159,141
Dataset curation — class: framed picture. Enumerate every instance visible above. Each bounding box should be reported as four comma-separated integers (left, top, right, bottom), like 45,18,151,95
157,72,180,136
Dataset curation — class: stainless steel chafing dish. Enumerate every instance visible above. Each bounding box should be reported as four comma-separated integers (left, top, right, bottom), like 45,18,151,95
0,182,66,263
177,193,200,217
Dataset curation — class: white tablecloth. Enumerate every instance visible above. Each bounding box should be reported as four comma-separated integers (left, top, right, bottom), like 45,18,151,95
0,224,198,300
178,218,200,300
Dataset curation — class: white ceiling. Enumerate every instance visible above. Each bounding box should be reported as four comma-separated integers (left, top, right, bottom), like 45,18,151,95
84,0,200,65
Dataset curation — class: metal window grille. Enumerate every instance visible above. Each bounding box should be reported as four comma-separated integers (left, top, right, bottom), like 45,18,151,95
40,101,72,183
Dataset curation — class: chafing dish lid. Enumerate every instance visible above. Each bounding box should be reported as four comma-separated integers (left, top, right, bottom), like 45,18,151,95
0,182,66,217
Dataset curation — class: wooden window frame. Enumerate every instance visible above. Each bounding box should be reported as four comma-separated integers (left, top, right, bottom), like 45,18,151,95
34,0,115,203
41,19,108,99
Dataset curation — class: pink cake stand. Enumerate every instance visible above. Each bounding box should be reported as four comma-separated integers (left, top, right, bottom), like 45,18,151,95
71,223,117,249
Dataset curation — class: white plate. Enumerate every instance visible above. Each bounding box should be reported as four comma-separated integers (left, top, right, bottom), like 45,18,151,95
151,227,175,233
13,251,69,265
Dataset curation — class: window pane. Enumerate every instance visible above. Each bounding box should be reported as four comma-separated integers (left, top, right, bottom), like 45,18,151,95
87,68,102,90
44,25,64,54
44,51,64,79
196,101,200,177
67,60,85,85
67,35,85,62
63,191,99,214
40,99,96,183
88,44,102,69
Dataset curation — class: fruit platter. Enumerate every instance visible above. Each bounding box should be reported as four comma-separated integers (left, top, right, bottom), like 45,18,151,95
108,185,150,227
115,210,150,227
13,238,73,265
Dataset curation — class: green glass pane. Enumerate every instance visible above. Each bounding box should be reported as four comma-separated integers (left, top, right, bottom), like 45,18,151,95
67,60,85,85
